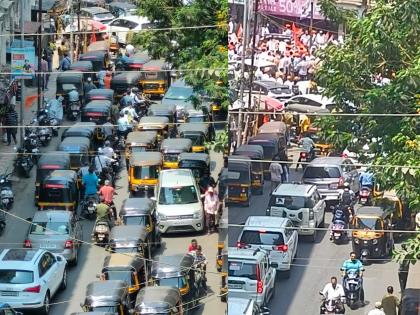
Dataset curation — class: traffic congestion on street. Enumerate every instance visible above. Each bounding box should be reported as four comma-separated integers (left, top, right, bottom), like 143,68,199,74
227,0,419,314
0,0,227,314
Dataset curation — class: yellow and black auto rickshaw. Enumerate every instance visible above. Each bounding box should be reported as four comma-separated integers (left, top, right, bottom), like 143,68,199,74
81,280,131,315
233,145,265,195
119,197,161,249
178,153,210,182
137,116,169,143
217,209,228,302
160,138,192,169
125,131,158,168
100,253,147,297
107,225,151,259
57,137,91,171
111,72,142,101
38,170,79,211
140,59,169,98
61,122,96,155
247,133,281,180
351,206,395,264
56,72,84,105
227,156,252,207
177,123,209,153
133,286,184,315
128,152,162,197
35,152,70,204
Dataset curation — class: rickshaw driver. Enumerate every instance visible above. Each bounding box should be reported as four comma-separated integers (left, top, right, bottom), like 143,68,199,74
120,101,139,122
99,180,118,219
120,88,133,108
193,245,208,291
102,141,115,159
84,77,97,95
68,86,80,106
117,112,131,139
96,195,114,223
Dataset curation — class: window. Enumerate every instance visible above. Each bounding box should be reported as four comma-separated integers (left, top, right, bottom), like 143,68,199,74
4,309,15,315
354,217,382,230
105,271,132,284
133,166,157,179
123,215,151,226
0,270,34,284
110,19,124,27
303,166,341,178
126,21,139,29
38,253,55,277
268,195,310,210
285,222,294,238
228,261,257,280
30,221,69,235
158,185,198,205
240,230,284,246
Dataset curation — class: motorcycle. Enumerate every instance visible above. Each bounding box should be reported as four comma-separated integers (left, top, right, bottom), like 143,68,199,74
23,125,40,163
319,293,345,314
14,148,34,178
67,100,80,120
330,220,348,244
0,172,14,210
83,195,98,220
92,218,111,246
359,186,372,205
342,273,364,310
35,112,53,146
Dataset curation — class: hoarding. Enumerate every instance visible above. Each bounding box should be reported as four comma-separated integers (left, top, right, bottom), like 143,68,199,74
11,47,36,80
259,0,324,20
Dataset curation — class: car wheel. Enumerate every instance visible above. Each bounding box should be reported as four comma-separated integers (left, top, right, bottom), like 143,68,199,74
71,248,78,266
270,282,277,301
41,292,50,315
60,268,67,290
311,230,317,243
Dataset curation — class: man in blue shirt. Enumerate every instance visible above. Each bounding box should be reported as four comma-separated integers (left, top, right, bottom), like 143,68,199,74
82,166,98,198
119,89,133,108
341,251,365,304
58,53,71,71
359,171,374,189
97,68,107,88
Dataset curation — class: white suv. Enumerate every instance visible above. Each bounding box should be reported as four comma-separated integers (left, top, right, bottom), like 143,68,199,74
155,169,204,233
237,216,298,278
0,249,67,314
228,247,276,307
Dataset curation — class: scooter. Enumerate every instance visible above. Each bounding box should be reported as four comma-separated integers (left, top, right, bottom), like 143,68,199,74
0,172,14,210
330,220,347,244
319,292,345,314
359,186,372,205
92,218,111,246
342,273,364,310
67,100,80,120
14,148,34,178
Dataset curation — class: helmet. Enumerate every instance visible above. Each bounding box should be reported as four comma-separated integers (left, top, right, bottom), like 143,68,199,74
104,140,111,147
87,77,92,82
343,182,350,189
98,148,103,155
132,87,139,93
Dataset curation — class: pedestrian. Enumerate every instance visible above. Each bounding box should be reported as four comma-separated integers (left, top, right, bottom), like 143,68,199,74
4,106,18,145
57,40,67,63
84,77,97,95
111,102,120,124
381,286,399,315
41,56,49,90
367,302,386,315
188,239,198,252
398,256,410,292
269,156,283,192
58,53,71,71
203,186,219,234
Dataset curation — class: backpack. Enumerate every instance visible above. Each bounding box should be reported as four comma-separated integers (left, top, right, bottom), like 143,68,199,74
341,190,352,205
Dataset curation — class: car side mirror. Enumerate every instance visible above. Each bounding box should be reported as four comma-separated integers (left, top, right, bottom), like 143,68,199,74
56,256,63,262
26,217,33,222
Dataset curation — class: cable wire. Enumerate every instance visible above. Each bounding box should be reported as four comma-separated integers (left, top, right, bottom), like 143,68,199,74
229,110,420,117
1,121,228,128
1,68,227,75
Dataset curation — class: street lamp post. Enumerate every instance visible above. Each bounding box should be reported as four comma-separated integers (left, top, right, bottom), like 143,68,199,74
37,0,43,112
309,0,314,50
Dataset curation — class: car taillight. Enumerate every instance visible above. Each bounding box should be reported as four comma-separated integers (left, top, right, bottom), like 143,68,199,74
236,241,247,249
257,280,264,294
273,244,288,252
360,190,370,197
24,240,32,248
64,240,73,249
309,209,314,220
24,285,41,293
300,152,307,158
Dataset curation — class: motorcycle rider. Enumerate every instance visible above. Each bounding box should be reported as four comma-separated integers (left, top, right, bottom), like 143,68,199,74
320,276,345,313
120,101,139,123
296,133,315,170
101,140,114,159
98,180,117,219
96,195,114,225
68,85,80,107
359,170,374,190
94,150,116,184
117,112,131,140
84,77,97,95
341,251,365,305
120,88,133,108
339,182,356,208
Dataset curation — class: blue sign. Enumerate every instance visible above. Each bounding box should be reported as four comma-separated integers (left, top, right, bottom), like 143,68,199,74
11,47,36,80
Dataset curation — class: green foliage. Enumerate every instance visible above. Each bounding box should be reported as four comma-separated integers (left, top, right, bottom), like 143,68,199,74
135,0,228,109
318,0,357,24
393,235,420,264
206,126,228,153
314,0,420,261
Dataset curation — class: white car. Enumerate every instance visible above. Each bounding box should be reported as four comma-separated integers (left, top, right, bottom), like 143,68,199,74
0,249,67,314
106,15,152,45
286,94,335,111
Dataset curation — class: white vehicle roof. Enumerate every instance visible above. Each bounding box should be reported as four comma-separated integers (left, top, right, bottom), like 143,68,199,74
113,15,150,24
228,247,266,261
244,216,288,230
0,249,43,270
159,169,195,187
228,298,255,315
290,93,335,105
272,183,317,197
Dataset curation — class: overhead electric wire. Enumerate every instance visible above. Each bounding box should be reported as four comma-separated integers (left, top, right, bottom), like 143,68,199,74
0,68,227,75
0,121,229,128
229,110,420,117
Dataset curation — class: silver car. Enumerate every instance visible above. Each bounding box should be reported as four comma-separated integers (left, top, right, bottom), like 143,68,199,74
24,211,82,265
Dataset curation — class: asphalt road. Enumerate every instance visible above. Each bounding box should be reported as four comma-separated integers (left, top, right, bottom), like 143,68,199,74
1,117,226,314
228,150,402,315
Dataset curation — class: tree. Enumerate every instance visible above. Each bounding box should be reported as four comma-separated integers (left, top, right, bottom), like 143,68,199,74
135,0,228,152
316,0,420,262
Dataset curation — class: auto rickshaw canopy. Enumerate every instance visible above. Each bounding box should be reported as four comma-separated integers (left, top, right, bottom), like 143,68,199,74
43,170,78,188
79,50,109,71
151,253,195,279
62,122,95,140
84,280,128,308
258,121,287,135
37,152,71,170
102,253,145,273
57,136,90,154
69,60,93,73
233,145,264,160
109,225,148,244
179,152,210,166
177,123,208,136
129,152,162,167
85,88,115,103
160,138,192,154
228,156,252,183
56,72,84,94
87,40,109,52
134,286,181,312
125,52,151,70
147,104,176,118
120,198,156,217
126,131,158,146
138,116,169,130
111,71,142,85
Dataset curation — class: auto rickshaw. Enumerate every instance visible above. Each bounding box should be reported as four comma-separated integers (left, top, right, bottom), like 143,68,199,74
258,121,287,153
132,287,183,315
351,206,395,264
177,123,209,153
178,153,210,181
125,131,158,167
79,50,110,76
87,40,110,53
233,145,265,195
85,88,114,104
57,137,91,171
61,122,96,154
56,72,84,104
111,72,142,100
184,107,210,123
124,52,151,71
227,156,252,206
38,170,79,211
119,198,161,248
137,116,169,142
35,152,70,204
218,167,228,201
69,60,93,81
81,100,112,143
140,59,169,98
217,206,228,302
160,138,192,169
400,288,420,315
107,225,152,259
81,280,131,315
151,254,205,313
248,133,280,179
128,152,162,197
100,253,147,296
147,104,176,124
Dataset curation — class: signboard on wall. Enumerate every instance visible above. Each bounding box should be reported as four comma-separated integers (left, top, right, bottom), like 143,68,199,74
259,0,324,20
11,47,36,80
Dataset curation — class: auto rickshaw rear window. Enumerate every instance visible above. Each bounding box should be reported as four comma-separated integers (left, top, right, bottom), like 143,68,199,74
240,230,285,246
132,146,147,153
105,271,132,284
228,261,257,280
354,217,382,230
188,116,206,123
123,215,151,226
184,134,204,145
158,186,198,205
303,166,341,178
133,166,158,179
91,306,119,312
113,247,140,254
268,195,312,209
163,153,178,162
30,222,69,235
158,276,187,288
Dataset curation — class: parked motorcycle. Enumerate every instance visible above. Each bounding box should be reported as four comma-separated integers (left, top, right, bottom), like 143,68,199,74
36,109,54,144
0,172,14,210
14,148,34,178
342,273,364,310
23,125,40,163
359,186,372,205
92,218,111,246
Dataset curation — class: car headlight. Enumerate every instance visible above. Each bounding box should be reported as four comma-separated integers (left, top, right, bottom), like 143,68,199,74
193,211,202,219
354,238,359,244
159,214,167,221
372,239,378,245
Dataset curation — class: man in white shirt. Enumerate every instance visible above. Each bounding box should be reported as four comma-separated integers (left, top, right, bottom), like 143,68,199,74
367,302,386,315
269,157,283,192
320,277,345,313
300,30,311,47
117,112,131,139
94,151,116,174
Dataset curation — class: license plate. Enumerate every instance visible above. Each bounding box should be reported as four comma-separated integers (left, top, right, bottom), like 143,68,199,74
98,234,105,237
172,221,185,225
40,136,45,140
1,291,18,296
361,198,367,202
40,244,56,249
334,233,341,236
228,284,242,289
21,162,27,166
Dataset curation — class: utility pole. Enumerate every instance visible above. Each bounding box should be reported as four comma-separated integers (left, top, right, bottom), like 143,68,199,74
247,0,259,110
309,0,314,50
37,0,42,112
19,1,24,145
236,0,250,147
69,0,74,61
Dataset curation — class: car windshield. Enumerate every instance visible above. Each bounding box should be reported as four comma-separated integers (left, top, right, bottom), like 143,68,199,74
158,186,198,205
228,261,257,280
240,230,284,246
164,86,193,100
271,86,291,94
0,270,34,284
303,166,341,178
133,166,158,179
268,195,309,210
163,153,178,162
94,12,114,19
354,217,382,230
105,271,132,284
123,215,150,226
158,276,186,288
132,146,147,153
188,116,206,123
30,221,69,235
